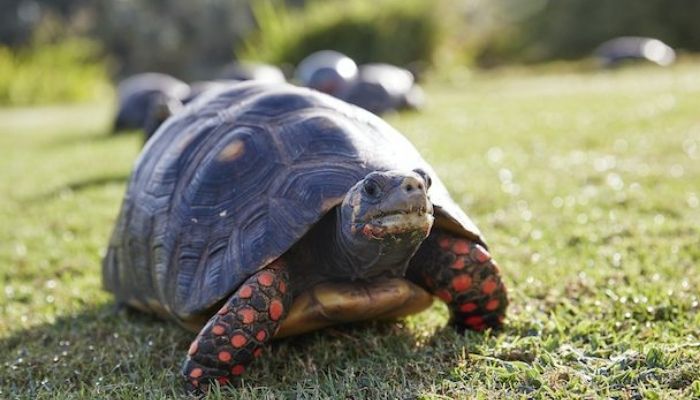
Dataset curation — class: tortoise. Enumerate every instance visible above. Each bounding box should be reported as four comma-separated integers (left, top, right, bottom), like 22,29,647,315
295,50,358,96
340,63,424,115
103,81,508,391
113,73,190,132
593,36,676,68
142,80,240,143
217,62,286,84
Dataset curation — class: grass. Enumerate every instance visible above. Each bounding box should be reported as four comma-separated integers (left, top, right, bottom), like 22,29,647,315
1,61,699,399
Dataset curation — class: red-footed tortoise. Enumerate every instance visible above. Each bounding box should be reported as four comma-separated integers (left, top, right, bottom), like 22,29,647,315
103,81,508,392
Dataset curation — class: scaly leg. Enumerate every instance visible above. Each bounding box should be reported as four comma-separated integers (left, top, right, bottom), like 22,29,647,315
181,260,292,392
407,228,508,332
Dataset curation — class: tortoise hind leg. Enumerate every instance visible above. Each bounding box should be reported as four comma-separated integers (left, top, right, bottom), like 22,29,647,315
407,228,508,332
182,259,292,392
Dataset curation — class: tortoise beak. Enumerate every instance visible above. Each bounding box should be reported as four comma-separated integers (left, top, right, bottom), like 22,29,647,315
371,175,432,219
362,176,434,238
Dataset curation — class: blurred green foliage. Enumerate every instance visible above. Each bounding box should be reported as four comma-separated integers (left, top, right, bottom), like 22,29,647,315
466,0,700,66
0,38,108,106
1,0,255,79
240,0,441,67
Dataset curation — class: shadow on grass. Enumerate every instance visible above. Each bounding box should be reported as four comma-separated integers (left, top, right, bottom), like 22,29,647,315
41,128,140,149
26,174,130,203
0,303,489,397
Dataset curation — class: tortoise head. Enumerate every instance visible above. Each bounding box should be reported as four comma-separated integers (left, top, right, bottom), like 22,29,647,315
337,168,435,280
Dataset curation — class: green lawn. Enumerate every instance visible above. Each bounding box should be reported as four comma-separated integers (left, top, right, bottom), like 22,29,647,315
1,63,699,399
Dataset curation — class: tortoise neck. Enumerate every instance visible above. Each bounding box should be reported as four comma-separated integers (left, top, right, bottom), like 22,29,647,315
333,210,382,280
285,207,421,295
334,206,420,281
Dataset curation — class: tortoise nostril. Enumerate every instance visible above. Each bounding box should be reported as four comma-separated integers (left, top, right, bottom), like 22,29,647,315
405,184,414,193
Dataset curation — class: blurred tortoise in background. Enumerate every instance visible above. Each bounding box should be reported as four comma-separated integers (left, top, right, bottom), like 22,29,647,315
295,50,358,96
113,73,190,132
103,81,508,392
594,36,676,68
218,61,286,84
142,80,240,142
341,63,425,115
295,50,423,115
116,63,285,138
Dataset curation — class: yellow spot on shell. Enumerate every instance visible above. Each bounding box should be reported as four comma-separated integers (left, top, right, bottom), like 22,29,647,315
217,139,245,161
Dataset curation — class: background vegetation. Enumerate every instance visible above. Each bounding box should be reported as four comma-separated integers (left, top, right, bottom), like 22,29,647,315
2,0,700,105
467,0,700,66
0,38,108,106
240,0,440,68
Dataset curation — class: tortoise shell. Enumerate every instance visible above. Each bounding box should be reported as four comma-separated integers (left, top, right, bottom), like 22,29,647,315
103,82,482,322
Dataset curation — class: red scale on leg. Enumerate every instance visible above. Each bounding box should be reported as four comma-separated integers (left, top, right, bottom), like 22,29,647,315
217,376,229,385
451,275,472,292
452,240,471,255
472,244,491,263
459,302,478,313
238,307,256,324
218,351,232,362
238,285,253,299
257,272,274,287
211,324,226,336
485,299,500,311
464,315,484,329
269,299,284,321
256,330,266,342
231,334,247,348
481,279,498,295
451,257,465,270
231,365,245,376
438,236,452,250
189,368,203,379
436,289,452,303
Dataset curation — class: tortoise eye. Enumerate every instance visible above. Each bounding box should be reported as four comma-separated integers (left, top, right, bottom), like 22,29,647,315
363,180,381,198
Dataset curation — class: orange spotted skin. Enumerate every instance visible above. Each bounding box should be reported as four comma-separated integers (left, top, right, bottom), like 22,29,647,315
407,228,508,332
181,260,291,393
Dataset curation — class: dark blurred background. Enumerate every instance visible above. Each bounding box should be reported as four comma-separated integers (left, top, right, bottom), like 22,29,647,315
2,0,699,105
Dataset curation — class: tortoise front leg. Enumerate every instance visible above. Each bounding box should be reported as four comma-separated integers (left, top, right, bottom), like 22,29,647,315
181,259,292,392
407,228,508,332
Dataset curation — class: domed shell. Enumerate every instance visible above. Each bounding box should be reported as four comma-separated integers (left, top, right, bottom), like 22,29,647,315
103,82,483,322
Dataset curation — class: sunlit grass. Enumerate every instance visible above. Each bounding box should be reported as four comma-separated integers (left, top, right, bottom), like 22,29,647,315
1,62,699,399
